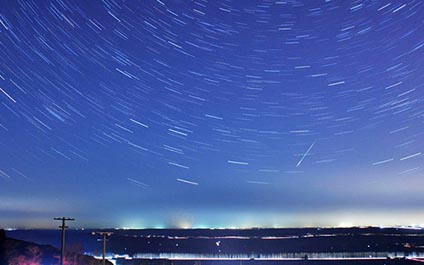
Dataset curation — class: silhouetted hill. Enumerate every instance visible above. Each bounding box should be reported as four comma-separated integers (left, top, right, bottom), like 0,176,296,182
0,229,111,265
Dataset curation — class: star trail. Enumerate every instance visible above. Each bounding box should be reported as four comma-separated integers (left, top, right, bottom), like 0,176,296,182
0,0,424,228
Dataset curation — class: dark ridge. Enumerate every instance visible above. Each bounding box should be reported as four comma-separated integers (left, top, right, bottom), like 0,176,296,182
0,229,111,265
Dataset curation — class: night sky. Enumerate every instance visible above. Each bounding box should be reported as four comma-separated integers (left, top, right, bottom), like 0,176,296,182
1,0,424,229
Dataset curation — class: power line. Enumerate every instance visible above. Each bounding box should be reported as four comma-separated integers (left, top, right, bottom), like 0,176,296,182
54,217,75,265
92,231,113,265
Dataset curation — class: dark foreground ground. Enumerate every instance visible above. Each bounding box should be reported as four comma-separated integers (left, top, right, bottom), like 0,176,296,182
8,227,424,255
115,259,424,265
0,229,112,265
6,227,424,265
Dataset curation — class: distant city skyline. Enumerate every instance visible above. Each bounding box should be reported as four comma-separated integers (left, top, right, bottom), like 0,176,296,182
1,0,423,228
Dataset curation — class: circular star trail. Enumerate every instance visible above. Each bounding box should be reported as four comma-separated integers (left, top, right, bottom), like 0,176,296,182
0,0,423,228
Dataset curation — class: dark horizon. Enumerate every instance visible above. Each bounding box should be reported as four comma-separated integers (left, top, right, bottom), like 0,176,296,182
5,226,424,264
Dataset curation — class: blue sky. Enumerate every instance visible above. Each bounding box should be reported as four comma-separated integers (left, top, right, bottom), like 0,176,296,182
0,0,423,228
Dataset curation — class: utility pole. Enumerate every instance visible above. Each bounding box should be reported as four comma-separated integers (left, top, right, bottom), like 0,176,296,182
54,217,75,265
92,231,113,265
